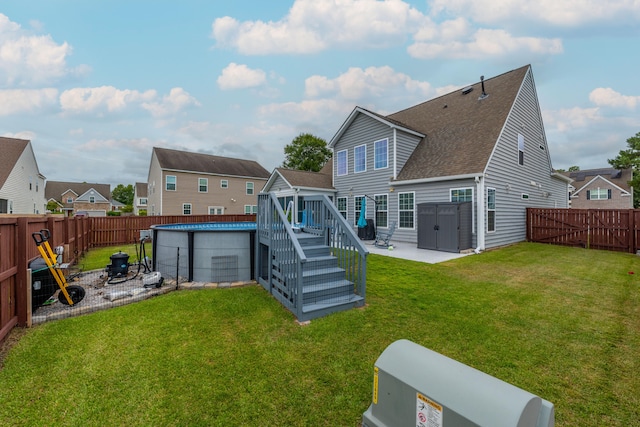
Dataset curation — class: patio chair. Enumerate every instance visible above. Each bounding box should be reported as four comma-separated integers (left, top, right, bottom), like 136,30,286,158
374,221,397,248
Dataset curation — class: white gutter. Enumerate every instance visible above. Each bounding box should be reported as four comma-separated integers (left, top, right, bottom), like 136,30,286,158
475,175,485,253
391,173,483,186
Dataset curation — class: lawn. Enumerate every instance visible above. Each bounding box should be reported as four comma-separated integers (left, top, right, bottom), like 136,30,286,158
0,242,638,426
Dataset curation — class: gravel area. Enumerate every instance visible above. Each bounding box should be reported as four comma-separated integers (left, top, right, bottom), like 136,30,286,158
31,269,257,325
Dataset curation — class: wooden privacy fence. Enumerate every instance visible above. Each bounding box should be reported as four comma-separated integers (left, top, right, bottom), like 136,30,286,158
0,213,255,343
527,208,640,253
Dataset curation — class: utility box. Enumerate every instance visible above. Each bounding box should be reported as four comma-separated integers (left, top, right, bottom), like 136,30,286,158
362,340,554,427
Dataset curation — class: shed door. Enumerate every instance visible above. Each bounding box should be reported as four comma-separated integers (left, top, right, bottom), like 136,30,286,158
436,204,459,252
417,203,437,250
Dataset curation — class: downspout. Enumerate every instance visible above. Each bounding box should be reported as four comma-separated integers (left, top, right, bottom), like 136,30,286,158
475,175,485,253
393,128,398,179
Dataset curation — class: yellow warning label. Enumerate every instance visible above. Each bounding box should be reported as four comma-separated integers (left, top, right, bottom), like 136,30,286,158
373,367,379,404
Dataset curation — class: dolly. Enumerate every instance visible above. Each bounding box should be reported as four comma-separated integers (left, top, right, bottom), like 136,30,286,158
32,229,85,306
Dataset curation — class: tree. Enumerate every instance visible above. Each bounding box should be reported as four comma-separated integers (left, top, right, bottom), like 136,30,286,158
608,131,640,207
568,165,580,172
112,184,134,206
282,133,332,172
46,200,61,213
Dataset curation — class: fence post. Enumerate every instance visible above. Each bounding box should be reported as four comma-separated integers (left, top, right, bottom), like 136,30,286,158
629,209,635,254
15,217,30,327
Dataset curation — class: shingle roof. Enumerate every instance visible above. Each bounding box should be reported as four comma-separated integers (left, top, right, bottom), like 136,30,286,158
135,182,148,197
561,168,633,192
45,181,111,207
276,167,334,190
0,137,30,188
388,65,530,181
153,147,270,179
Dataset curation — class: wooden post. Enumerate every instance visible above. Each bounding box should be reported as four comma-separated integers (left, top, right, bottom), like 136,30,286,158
629,209,635,254
15,217,30,327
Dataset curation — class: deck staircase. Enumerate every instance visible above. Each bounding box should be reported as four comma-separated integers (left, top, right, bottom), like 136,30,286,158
257,193,367,322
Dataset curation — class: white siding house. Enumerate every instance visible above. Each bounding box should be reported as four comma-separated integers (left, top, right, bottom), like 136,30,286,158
0,137,47,214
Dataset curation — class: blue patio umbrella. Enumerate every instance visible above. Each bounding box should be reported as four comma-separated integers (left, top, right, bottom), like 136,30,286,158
357,199,367,228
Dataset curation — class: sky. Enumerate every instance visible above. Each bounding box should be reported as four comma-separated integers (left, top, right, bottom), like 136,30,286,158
1,0,639,188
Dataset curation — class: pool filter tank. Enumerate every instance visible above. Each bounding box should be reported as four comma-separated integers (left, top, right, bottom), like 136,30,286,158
107,251,130,278
362,339,554,427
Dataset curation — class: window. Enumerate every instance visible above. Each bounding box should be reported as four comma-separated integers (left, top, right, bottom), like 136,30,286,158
487,188,496,233
221,180,228,188
66,197,73,203
588,188,611,200
355,196,365,226
398,192,415,229
139,198,148,206
451,188,473,202
29,176,32,190
336,149,347,176
375,194,388,228
209,206,224,215
337,197,347,219
246,182,254,195
374,139,388,169
244,205,258,214
518,133,524,166
183,203,192,215
166,175,176,191
354,144,366,173
199,178,208,192
89,196,95,203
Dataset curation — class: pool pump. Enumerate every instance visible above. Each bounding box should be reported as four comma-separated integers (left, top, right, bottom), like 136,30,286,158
107,251,130,278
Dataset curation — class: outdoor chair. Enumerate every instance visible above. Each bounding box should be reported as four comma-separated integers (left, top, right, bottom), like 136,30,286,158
374,221,397,248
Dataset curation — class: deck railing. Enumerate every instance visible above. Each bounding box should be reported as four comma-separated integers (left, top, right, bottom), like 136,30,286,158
256,193,367,320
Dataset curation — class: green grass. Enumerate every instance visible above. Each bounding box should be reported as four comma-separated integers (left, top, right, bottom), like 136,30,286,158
77,243,152,271
1,242,638,426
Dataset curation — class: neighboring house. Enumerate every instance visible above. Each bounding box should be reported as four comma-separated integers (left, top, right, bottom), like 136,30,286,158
45,181,111,217
146,147,271,215
327,64,570,252
134,182,148,215
110,199,126,212
562,168,633,209
262,160,335,223
0,137,47,214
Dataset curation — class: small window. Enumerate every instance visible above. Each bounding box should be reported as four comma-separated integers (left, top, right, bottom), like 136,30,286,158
487,188,496,233
374,139,388,169
66,197,73,203
199,178,208,193
337,197,347,219
518,133,524,166
521,194,529,200
209,206,224,215
139,198,148,206
244,205,258,214
166,175,176,191
587,188,611,200
451,188,473,202
354,144,366,173
336,149,348,176
246,182,254,195
375,194,388,228
221,180,228,188
398,192,415,229
89,196,95,203
183,203,192,215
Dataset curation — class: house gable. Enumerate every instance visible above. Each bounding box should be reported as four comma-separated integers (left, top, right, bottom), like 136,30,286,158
76,188,110,203
0,138,47,214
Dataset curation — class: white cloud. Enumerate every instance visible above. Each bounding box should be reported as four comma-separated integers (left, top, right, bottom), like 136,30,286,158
211,0,424,55
1,130,36,141
589,87,639,110
543,106,602,133
217,63,267,90
142,87,200,118
305,66,432,101
60,86,156,115
0,88,58,115
429,0,640,27
408,28,562,59
0,13,86,86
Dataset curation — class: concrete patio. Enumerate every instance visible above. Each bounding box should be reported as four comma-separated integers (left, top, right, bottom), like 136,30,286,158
364,240,473,264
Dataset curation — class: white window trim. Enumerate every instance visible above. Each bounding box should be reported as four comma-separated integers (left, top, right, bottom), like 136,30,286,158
354,144,367,173
208,206,224,215
220,179,229,188
374,193,388,228
166,175,177,191
198,178,208,193
518,133,525,166
336,149,348,176
354,195,365,227
450,187,474,203
487,187,496,233
374,138,389,170
398,191,415,230
246,182,254,195
244,204,258,214
182,203,192,215
337,196,347,219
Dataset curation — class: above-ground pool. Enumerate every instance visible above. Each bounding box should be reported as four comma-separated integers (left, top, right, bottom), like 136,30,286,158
151,222,256,283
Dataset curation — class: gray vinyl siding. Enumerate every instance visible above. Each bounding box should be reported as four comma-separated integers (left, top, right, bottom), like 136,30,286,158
269,175,290,192
334,114,396,229
394,131,422,177
0,144,46,214
484,68,568,249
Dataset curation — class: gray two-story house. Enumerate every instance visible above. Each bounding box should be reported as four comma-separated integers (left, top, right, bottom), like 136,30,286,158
329,65,570,252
